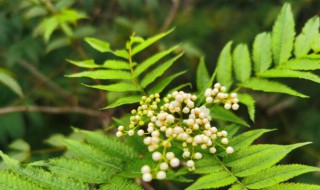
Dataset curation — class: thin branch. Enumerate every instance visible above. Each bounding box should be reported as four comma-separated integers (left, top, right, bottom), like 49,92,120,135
18,60,72,100
161,0,180,32
0,105,106,118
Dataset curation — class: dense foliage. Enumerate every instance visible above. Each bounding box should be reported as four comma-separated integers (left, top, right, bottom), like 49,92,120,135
0,1,320,190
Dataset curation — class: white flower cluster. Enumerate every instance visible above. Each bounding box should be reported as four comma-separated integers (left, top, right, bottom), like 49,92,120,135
205,83,239,110
117,84,238,182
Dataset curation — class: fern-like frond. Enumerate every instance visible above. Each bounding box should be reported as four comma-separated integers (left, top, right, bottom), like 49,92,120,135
0,171,45,190
99,176,143,190
210,105,249,127
253,32,272,73
233,43,252,82
0,151,88,190
277,58,320,70
216,41,233,89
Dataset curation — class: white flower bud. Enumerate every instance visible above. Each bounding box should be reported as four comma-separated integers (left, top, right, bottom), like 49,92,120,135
232,103,239,110
166,152,175,160
137,129,144,136
116,131,123,137
156,171,166,180
187,101,194,108
152,131,160,137
224,103,231,110
221,138,229,144
183,151,191,158
128,130,134,136
206,97,213,103
142,173,152,182
194,135,202,144
226,146,234,154
220,86,227,92
166,115,175,123
183,107,190,113
143,137,151,145
210,127,217,133
173,126,183,134
187,160,195,167
214,83,221,88
118,126,124,131
194,152,202,159
210,147,217,153
205,88,212,97
170,158,180,167
152,152,162,161
160,162,169,171
141,165,150,174
221,130,228,137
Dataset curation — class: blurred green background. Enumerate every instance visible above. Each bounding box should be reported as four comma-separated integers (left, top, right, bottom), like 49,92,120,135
0,0,319,185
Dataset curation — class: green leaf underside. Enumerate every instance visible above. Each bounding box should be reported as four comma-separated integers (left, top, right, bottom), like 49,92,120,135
233,43,252,82
148,70,187,94
238,93,255,121
294,17,319,57
0,151,88,190
272,3,295,65
85,37,128,59
186,169,237,190
216,42,233,89
84,82,139,92
239,78,308,98
210,105,249,127
253,32,272,72
0,171,45,190
140,53,183,88
277,58,320,70
134,45,180,77
263,183,320,190
103,95,141,109
242,164,320,189
100,176,143,190
131,28,174,56
66,70,132,80
77,129,138,159
49,158,111,184
224,142,311,177
63,140,122,170
0,73,23,97
196,57,210,93
258,69,320,84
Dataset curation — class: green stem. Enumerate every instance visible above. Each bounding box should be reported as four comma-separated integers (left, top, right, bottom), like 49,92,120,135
214,155,248,190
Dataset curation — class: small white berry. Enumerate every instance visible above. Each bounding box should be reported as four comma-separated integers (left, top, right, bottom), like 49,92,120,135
170,158,180,167
194,152,202,159
226,146,234,154
183,107,190,113
142,173,152,182
160,162,169,171
214,83,221,88
183,151,191,158
166,152,175,160
156,171,166,180
210,127,218,133
187,160,195,167
143,137,151,145
221,138,229,144
221,130,228,137
194,135,202,144
187,101,194,108
152,131,160,137
147,127,154,133
141,165,151,174
206,97,213,103
210,147,217,153
116,131,123,137
205,88,212,97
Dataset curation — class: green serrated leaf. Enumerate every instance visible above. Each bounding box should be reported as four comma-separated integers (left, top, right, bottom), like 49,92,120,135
209,105,249,127
243,164,320,189
67,59,100,68
263,183,320,190
148,70,186,94
257,69,320,84
103,95,141,109
85,38,128,59
225,142,311,177
196,57,210,93
102,60,130,70
253,32,272,72
0,72,23,97
272,3,295,65
239,78,308,98
66,70,132,80
277,58,320,70
311,33,320,52
216,41,233,89
238,93,255,121
186,170,237,190
295,17,319,57
233,43,252,82
134,45,180,76
131,28,174,56
140,53,183,88
84,82,140,92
